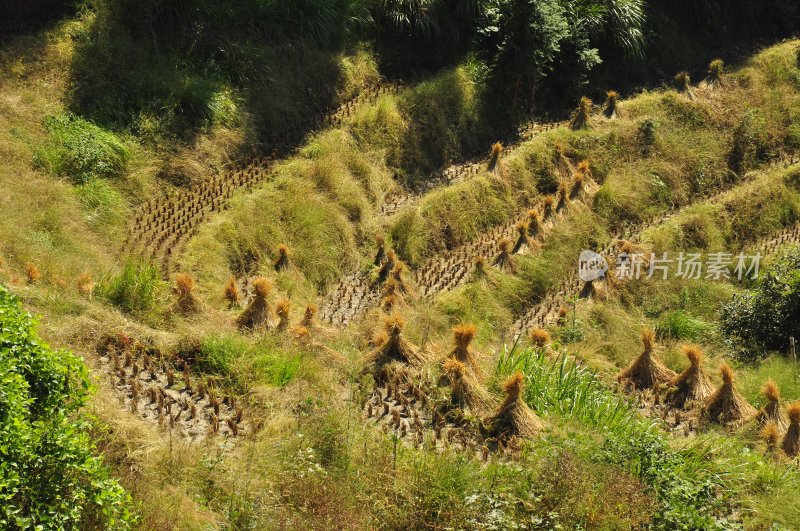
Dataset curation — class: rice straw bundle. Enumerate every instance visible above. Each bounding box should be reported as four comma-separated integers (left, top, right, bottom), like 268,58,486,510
617,330,677,390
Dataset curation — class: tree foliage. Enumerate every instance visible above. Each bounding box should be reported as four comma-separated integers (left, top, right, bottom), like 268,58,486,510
0,286,133,528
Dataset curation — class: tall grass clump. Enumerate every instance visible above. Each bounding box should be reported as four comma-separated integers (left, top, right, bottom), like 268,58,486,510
34,113,130,184
99,259,163,315
494,344,739,528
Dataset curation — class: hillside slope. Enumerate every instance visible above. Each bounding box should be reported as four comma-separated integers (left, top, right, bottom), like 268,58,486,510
2,6,800,529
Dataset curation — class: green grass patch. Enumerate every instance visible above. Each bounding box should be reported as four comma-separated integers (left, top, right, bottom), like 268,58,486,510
34,113,130,184
198,333,301,391
98,259,164,316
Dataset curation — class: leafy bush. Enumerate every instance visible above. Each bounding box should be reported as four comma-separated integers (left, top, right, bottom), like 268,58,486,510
35,113,130,184
0,286,133,528
721,245,800,354
99,260,164,315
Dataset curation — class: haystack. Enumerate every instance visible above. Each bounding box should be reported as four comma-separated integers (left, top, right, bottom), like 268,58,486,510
529,328,550,348
173,273,199,313
782,403,800,457
703,364,757,426
674,71,695,100
553,144,574,180
442,358,495,418
362,315,431,378
237,277,272,330
757,380,788,433
492,238,517,273
377,250,397,284
471,256,489,282
617,330,677,390
274,244,291,272
700,59,724,90
761,421,781,452
569,96,592,130
527,209,541,238
300,304,318,328
490,372,544,439
556,182,570,212
603,90,619,119
511,222,530,254
275,299,290,331
449,324,483,381
374,235,386,266
665,345,714,408
390,262,411,295
571,160,591,199
578,280,595,299
223,276,241,307
542,196,555,220
488,142,503,172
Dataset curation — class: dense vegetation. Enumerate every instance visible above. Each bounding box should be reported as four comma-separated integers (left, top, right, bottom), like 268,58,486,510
722,246,800,355
0,286,132,528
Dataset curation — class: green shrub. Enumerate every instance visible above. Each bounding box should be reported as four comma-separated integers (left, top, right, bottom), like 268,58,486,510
721,245,800,354
0,286,133,528
99,260,164,315
34,113,130,184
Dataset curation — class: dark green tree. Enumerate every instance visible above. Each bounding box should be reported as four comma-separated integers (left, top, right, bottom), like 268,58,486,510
484,0,569,119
